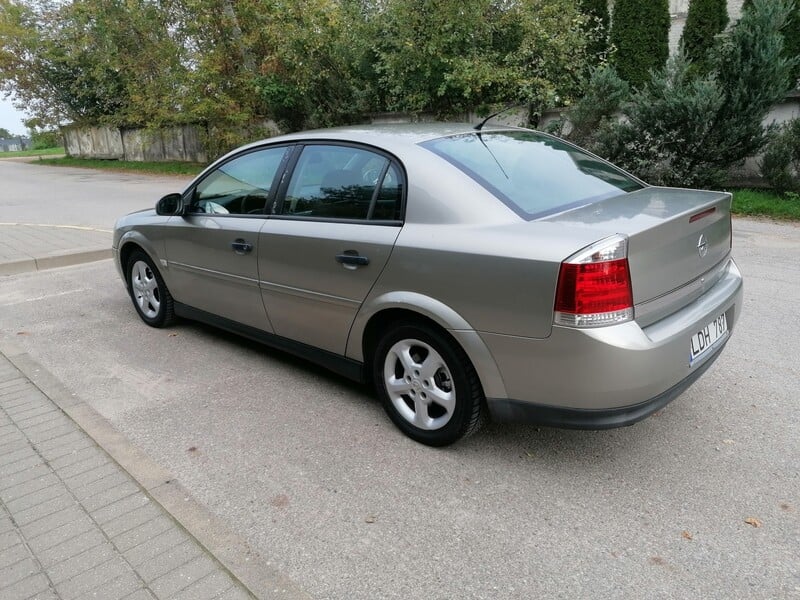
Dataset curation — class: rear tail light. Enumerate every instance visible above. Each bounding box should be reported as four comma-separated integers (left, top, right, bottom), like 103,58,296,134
554,235,634,328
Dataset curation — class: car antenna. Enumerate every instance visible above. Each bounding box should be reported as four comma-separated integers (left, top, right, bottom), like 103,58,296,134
474,103,519,131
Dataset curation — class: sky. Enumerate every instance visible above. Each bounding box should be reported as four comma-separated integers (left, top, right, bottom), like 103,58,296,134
0,95,30,137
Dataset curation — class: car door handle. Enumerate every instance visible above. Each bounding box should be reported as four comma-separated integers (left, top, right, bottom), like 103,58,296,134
231,239,253,254
335,253,369,266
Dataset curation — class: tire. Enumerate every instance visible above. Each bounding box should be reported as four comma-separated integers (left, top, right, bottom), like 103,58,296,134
373,322,486,446
126,250,176,328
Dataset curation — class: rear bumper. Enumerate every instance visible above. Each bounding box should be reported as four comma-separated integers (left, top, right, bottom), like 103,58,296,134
487,339,725,428
478,258,742,425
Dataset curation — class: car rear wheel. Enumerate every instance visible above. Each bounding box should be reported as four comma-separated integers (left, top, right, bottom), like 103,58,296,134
374,323,486,446
126,250,175,328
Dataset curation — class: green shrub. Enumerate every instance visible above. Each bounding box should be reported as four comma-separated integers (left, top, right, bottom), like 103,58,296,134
681,0,729,75
609,0,670,88
760,119,800,193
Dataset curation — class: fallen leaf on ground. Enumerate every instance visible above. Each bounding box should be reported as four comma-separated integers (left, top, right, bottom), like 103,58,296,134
681,530,693,540
16,331,28,335
187,446,198,453
744,517,762,528
722,439,734,444
365,516,376,524
168,333,178,337
780,503,792,512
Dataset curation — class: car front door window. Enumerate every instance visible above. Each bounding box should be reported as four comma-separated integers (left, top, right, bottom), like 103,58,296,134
191,147,289,215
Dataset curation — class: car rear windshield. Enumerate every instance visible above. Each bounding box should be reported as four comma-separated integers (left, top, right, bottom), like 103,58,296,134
420,130,644,219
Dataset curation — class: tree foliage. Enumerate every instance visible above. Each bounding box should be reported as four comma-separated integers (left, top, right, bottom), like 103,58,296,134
760,118,800,194
681,0,729,74
579,0,610,62
0,0,600,136
609,0,670,88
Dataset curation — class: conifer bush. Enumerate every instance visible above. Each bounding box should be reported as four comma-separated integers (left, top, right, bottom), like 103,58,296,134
609,0,670,88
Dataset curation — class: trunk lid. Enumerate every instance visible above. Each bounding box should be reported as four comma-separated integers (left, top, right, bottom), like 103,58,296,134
540,187,732,323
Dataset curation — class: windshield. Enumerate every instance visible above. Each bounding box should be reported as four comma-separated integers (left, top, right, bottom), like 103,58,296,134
420,131,644,219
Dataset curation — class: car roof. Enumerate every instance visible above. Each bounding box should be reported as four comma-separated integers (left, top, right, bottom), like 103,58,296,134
236,123,522,154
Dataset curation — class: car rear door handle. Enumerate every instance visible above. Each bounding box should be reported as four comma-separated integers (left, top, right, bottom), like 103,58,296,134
231,239,253,254
335,253,369,267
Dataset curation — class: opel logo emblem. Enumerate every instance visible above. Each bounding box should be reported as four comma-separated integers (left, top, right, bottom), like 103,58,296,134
697,234,708,258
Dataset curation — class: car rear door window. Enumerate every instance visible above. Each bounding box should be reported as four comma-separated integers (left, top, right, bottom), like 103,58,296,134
190,146,289,215
280,145,402,221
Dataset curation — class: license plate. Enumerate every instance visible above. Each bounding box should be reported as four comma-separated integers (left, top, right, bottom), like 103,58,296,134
689,313,728,365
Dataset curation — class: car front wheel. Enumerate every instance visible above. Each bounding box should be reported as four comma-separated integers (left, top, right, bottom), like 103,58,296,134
374,323,486,446
126,250,175,328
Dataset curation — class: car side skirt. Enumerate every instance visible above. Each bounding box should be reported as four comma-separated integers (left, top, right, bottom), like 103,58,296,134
487,340,725,430
173,302,365,383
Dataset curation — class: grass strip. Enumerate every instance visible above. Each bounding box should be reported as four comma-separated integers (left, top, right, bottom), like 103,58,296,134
34,156,205,176
731,189,800,221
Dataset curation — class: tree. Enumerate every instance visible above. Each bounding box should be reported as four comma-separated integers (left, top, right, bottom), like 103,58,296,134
610,0,670,88
579,0,610,62
371,0,596,122
744,0,800,84
681,0,729,74
0,127,12,138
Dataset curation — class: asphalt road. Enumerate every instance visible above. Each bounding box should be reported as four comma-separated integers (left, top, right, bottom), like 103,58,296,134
1,163,798,599
0,159,191,229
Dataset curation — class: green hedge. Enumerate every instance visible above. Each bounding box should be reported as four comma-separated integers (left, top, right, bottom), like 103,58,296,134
610,0,670,88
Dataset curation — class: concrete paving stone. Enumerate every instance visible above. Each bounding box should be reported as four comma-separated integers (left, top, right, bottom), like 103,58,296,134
54,452,111,481
0,527,23,551
48,445,106,471
0,463,52,493
20,504,88,540
81,480,139,513
0,542,26,569
123,526,191,568
14,410,67,430
46,540,117,584
4,479,64,514
81,570,148,600
26,513,95,553
37,529,106,569
37,435,94,463
170,570,234,600
0,556,39,588
149,554,217,600
120,590,157,600
111,514,173,553
0,380,30,397
0,512,14,534
71,471,130,502
0,472,59,503
0,453,43,478
26,590,58,600
135,538,203,583
54,554,133,600
101,502,163,539
1,395,47,415
91,491,150,525
0,446,36,468
0,434,28,456
25,423,79,445
0,573,50,600
19,418,74,440
61,461,119,491
11,491,75,527
6,405,58,424
217,585,255,600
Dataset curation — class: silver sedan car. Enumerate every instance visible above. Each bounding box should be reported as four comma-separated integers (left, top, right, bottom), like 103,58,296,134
113,124,743,446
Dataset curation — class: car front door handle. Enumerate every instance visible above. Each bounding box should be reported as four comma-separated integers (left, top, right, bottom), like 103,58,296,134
231,239,253,255
335,253,370,267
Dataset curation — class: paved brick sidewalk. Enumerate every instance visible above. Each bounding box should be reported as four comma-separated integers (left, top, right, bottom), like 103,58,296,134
0,224,111,276
0,354,254,600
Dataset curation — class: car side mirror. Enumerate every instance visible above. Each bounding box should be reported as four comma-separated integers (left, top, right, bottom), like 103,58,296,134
156,193,184,216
